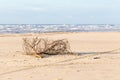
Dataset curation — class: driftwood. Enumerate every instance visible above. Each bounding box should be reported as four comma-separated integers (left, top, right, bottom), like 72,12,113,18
23,37,73,58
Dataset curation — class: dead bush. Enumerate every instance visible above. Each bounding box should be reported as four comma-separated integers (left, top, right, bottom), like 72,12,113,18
23,37,74,58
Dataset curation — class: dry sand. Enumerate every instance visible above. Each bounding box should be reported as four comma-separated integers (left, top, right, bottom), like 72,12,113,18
0,32,120,80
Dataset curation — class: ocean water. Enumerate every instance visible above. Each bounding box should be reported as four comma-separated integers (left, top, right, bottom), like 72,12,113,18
0,24,120,33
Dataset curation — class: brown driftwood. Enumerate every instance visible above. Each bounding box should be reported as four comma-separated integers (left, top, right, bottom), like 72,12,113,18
23,37,73,58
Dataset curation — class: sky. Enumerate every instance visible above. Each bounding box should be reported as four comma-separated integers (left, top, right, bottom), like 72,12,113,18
0,0,120,24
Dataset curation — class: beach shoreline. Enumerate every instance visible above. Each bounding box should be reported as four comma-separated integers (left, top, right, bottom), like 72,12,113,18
0,32,120,80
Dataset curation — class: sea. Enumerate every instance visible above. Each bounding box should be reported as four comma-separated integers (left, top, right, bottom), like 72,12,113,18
0,24,120,33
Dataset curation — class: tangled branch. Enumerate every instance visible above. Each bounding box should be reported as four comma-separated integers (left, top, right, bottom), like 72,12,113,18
23,37,74,58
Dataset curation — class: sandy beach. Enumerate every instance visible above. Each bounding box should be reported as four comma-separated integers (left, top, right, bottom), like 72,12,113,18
0,32,120,80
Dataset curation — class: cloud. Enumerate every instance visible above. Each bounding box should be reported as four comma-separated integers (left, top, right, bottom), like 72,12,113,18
23,7,47,12
30,7,46,11
89,16,95,19
67,16,74,19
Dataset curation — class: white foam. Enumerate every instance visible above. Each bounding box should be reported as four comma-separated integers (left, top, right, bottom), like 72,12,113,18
0,24,120,33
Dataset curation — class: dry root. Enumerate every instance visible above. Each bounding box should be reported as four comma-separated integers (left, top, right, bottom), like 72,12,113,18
23,37,74,58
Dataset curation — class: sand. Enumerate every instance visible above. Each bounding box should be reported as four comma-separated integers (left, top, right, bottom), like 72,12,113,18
0,32,120,80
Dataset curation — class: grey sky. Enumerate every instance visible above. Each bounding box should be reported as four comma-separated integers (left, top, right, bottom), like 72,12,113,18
0,0,120,24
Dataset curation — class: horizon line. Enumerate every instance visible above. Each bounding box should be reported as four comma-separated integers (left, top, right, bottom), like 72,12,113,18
0,23,120,25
